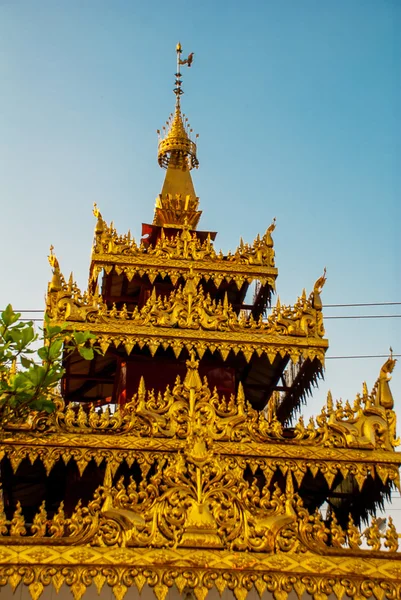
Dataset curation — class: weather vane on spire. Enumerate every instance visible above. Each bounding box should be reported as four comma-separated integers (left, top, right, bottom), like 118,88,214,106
174,43,194,100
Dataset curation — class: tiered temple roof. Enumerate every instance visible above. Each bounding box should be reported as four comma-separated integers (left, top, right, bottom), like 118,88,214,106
0,44,400,600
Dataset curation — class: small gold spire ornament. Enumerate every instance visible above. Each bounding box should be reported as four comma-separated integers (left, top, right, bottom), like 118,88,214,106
158,43,199,171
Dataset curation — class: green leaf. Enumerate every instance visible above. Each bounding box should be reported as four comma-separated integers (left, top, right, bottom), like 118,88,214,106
45,323,66,338
72,331,87,346
21,326,36,346
24,366,47,387
78,346,94,361
47,339,63,360
37,347,49,361
20,356,32,369
1,304,20,327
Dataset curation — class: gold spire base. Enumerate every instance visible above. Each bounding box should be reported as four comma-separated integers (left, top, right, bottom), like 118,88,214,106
153,196,202,229
153,162,201,229
153,190,201,230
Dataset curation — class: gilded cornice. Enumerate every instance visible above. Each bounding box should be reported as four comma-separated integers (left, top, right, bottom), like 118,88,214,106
46,266,328,363
1,439,400,491
90,252,278,290
0,545,401,600
90,207,277,286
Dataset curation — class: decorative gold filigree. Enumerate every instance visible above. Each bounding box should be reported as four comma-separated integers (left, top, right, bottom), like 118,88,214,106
91,211,276,268
0,355,400,578
0,356,400,597
347,514,362,549
31,501,47,537
3,45,401,600
0,556,401,600
9,502,26,536
385,516,399,553
329,513,346,547
1,357,397,458
365,517,382,552
1,456,400,560
45,264,327,368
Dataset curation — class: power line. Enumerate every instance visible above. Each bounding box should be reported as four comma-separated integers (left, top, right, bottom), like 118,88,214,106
325,315,401,319
324,302,401,308
326,354,401,360
10,310,44,313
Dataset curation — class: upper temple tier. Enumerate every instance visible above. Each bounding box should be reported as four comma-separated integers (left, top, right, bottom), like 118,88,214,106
45,54,326,424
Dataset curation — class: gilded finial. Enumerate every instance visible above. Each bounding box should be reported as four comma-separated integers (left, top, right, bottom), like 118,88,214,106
93,202,103,221
154,44,201,229
175,42,194,100
158,44,198,171
93,202,104,235
263,218,276,247
48,245,59,271
48,245,62,293
313,267,327,296
311,267,327,310
374,352,397,410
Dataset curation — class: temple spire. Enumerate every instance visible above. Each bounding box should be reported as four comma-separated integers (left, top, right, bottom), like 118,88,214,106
154,43,201,230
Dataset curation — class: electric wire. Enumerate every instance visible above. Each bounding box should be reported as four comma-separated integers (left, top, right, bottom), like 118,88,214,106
326,354,401,360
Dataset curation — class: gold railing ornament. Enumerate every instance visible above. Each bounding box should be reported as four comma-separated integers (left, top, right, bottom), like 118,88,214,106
9,501,26,537
385,516,399,552
347,514,362,549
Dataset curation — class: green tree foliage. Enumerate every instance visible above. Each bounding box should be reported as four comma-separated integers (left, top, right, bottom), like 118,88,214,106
0,305,96,425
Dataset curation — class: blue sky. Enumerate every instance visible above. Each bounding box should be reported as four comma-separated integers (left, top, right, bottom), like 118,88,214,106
1,0,400,416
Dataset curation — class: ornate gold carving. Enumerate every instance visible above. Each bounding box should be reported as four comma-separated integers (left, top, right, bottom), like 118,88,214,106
291,374,400,452
1,450,400,558
45,263,328,364
153,195,202,229
0,551,401,600
47,245,62,293
385,516,399,552
91,212,276,269
4,356,396,458
1,356,400,556
365,517,382,551
4,47,401,600
9,502,26,537
31,502,47,537
158,99,198,171
347,515,362,549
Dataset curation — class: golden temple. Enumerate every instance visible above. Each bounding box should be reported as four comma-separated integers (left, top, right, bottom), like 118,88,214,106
0,44,400,600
